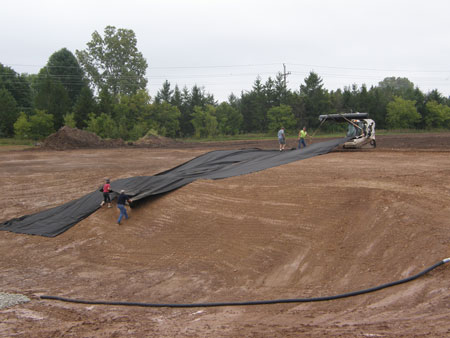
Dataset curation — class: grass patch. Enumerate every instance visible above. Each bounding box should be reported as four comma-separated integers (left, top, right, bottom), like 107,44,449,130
0,138,34,151
182,131,349,142
377,129,450,135
0,138,34,146
182,129,450,143
182,133,274,143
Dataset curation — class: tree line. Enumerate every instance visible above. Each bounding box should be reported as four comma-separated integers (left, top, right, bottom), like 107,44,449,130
1,25,450,141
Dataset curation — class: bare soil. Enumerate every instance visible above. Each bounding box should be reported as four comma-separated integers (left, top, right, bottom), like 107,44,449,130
1,133,450,337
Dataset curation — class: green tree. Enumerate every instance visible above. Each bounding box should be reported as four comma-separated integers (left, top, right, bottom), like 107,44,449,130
0,63,32,111
267,104,296,132
128,122,149,141
33,73,71,129
228,93,240,110
155,80,173,104
424,101,450,128
178,85,215,137
46,48,86,105
240,77,268,132
13,112,31,139
386,97,421,129
178,86,193,136
170,85,183,108
63,112,77,128
28,110,55,140
85,113,119,138
73,86,96,128
76,25,148,96
216,102,243,135
191,105,218,138
365,86,390,129
0,87,19,137
96,87,115,116
378,77,416,99
147,102,181,137
299,72,331,128
112,89,152,139
426,89,445,105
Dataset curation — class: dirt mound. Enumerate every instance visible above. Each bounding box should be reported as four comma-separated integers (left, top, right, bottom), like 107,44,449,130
42,126,125,150
134,133,180,147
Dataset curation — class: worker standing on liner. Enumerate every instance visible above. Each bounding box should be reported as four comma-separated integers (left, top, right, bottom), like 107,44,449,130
278,127,286,152
298,126,308,149
100,179,112,208
117,190,133,225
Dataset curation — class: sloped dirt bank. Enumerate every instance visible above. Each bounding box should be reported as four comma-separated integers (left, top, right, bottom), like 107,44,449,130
1,133,449,337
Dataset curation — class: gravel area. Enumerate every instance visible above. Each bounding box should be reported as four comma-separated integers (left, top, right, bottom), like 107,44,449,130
0,292,30,309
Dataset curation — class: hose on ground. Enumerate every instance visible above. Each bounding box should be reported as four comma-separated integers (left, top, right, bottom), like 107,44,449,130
40,257,449,308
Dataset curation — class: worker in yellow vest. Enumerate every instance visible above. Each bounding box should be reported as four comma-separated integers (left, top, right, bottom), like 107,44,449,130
298,127,308,149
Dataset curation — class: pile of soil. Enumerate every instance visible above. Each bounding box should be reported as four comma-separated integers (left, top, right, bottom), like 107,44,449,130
41,126,125,150
134,133,180,147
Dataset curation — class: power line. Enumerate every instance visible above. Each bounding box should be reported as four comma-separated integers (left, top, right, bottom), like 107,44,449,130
4,61,450,73
287,62,450,73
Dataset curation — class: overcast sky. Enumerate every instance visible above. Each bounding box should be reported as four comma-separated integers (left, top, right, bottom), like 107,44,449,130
2,0,450,101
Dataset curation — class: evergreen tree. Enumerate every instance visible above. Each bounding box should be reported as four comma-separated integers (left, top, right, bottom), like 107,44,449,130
47,48,86,105
0,87,19,136
170,85,183,108
366,86,389,129
179,86,193,136
426,89,445,104
33,74,71,129
216,102,243,135
299,72,331,128
73,86,96,128
240,77,268,132
155,80,173,104
228,93,240,110
0,63,32,112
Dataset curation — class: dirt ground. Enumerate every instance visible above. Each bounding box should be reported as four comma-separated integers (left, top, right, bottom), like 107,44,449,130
1,133,450,337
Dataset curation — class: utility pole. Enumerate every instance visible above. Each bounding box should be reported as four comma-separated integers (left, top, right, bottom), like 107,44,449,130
282,63,291,90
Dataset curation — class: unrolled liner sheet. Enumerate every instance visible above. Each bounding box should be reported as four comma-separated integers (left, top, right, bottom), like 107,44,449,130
0,137,349,237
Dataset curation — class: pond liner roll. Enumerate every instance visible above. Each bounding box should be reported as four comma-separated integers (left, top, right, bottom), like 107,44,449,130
40,258,449,308
0,137,350,237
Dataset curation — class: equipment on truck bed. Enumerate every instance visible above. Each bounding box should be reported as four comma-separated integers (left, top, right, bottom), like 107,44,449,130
318,112,376,149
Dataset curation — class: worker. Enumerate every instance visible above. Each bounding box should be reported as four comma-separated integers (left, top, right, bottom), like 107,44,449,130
100,179,112,208
278,127,286,152
117,190,133,225
298,126,308,149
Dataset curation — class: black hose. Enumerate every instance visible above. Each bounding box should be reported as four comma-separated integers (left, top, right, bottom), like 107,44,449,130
40,258,449,308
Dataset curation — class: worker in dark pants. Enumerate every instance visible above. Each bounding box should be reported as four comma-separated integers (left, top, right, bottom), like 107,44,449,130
298,127,308,149
117,190,133,225
100,178,112,208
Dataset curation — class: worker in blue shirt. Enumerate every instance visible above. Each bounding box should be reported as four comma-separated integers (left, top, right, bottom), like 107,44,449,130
278,127,286,152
